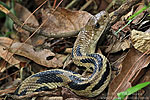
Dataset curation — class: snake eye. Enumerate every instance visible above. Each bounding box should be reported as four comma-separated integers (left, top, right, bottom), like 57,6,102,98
95,23,100,29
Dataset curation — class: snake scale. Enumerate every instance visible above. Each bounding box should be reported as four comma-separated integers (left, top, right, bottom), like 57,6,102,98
14,11,111,97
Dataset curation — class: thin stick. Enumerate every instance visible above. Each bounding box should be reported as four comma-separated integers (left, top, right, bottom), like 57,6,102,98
65,0,79,9
79,0,93,11
53,0,57,8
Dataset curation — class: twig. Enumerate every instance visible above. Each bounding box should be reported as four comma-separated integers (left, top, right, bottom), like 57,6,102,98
79,0,93,11
65,0,79,9
53,0,57,8
0,4,36,33
108,0,141,27
106,0,117,12
0,0,141,39
0,70,19,82
0,4,79,38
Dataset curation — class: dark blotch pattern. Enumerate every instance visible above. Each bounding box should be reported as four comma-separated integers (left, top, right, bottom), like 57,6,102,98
16,88,27,96
69,75,83,83
76,45,82,56
71,47,74,58
88,54,103,71
34,86,52,92
68,82,90,90
32,70,63,84
80,58,97,77
80,58,96,66
14,86,20,95
91,62,110,92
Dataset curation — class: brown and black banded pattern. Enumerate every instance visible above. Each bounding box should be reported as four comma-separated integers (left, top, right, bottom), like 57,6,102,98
14,11,111,97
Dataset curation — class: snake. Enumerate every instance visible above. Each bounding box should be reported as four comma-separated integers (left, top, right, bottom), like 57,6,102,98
14,11,111,97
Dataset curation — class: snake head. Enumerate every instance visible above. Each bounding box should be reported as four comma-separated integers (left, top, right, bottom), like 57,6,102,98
95,11,109,29
85,11,109,38
73,11,109,54
83,11,109,53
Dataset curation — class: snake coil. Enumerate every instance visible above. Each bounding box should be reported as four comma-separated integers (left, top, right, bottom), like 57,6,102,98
14,11,111,97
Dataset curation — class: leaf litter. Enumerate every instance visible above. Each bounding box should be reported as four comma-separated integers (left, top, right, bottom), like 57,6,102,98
0,0,150,100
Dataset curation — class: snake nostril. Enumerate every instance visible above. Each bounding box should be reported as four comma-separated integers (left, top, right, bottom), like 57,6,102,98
46,56,54,60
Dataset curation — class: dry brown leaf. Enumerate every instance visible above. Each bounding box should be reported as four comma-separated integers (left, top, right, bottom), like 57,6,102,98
62,88,80,99
131,60,150,85
0,78,20,93
131,30,150,54
41,8,93,36
129,58,150,99
107,47,150,100
14,3,44,46
14,3,39,26
111,21,131,33
0,37,13,48
10,42,63,68
105,39,130,53
0,37,20,72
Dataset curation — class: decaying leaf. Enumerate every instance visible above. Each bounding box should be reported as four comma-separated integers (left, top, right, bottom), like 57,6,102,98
10,42,63,68
131,30,150,54
130,68,150,99
111,21,131,33
14,3,39,26
0,37,13,48
107,48,150,100
41,8,93,37
105,39,130,53
0,37,20,72
14,3,45,46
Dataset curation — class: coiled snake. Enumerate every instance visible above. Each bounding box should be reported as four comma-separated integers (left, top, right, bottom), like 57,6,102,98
14,11,111,97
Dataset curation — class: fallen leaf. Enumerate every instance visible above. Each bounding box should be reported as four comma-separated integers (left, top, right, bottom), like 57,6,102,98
14,3,39,26
131,62,150,85
14,3,45,46
129,64,150,99
41,8,93,37
105,39,130,53
10,42,63,68
0,37,20,72
131,30,150,54
111,21,131,33
0,37,13,47
107,47,150,100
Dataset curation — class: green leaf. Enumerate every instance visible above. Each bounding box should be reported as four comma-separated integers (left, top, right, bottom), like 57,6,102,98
116,3,150,36
115,82,150,100
4,0,16,34
4,31,14,37
124,82,150,95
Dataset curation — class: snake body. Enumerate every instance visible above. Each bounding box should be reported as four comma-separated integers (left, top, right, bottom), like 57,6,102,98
14,11,111,97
